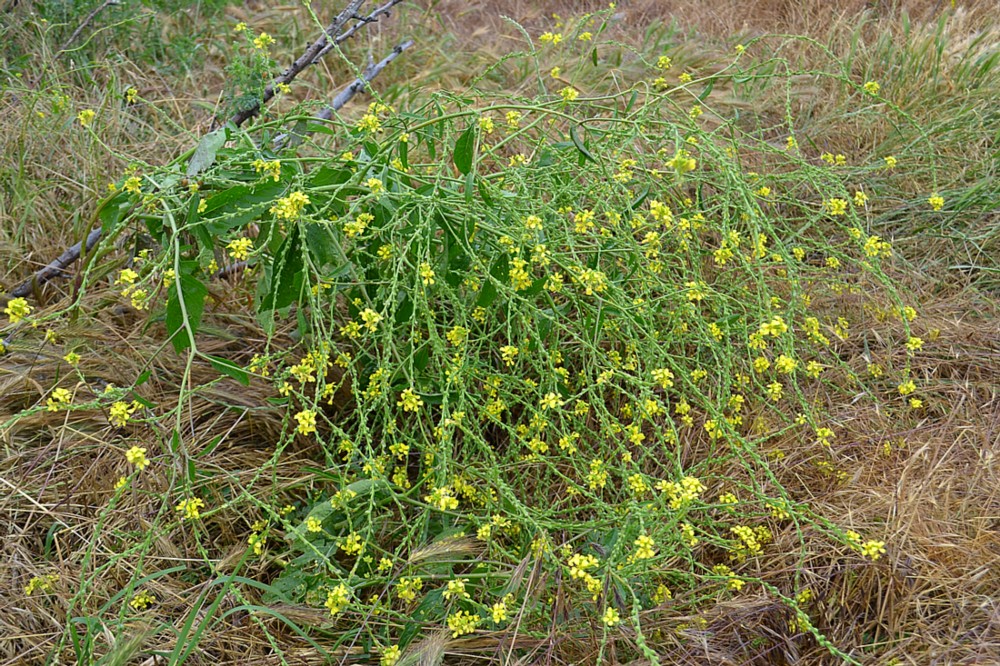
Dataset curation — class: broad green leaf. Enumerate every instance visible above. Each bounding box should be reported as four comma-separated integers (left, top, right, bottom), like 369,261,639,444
186,128,228,177
206,355,250,386
453,124,475,175
260,224,304,314
166,271,208,353
570,125,597,163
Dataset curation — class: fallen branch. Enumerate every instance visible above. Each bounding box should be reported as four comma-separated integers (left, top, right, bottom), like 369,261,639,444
319,40,413,121
9,226,103,298
277,39,414,148
311,0,406,65
57,0,121,55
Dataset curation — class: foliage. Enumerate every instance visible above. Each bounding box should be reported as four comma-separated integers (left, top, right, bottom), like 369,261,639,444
2,3,999,665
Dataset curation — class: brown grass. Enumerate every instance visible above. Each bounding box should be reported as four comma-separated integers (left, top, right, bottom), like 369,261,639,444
1,1,998,664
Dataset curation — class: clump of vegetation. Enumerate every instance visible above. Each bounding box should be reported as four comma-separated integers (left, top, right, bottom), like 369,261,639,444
2,2,998,665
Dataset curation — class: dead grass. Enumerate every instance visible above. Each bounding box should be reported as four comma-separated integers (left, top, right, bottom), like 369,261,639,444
1,1,998,664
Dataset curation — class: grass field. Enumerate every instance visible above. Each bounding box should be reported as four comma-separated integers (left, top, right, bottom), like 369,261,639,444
1,1,998,664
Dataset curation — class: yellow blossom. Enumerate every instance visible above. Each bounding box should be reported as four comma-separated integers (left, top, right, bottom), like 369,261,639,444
175,497,205,521
125,445,149,470
77,109,95,127
4,297,32,324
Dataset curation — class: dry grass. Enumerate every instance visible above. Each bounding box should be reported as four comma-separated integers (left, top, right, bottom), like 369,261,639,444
1,1,998,664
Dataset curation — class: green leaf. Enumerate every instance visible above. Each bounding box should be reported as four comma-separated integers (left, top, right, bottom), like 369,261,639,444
166,271,208,353
97,192,131,236
260,224,304,314
206,355,250,386
453,124,475,175
624,89,638,114
187,128,228,177
591,46,598,66
398,138,409,170
698,77,716,101
570,125,597,164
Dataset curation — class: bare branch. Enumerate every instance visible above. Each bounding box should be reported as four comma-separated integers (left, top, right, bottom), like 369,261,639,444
9,227,103,298
228,0,367,127
311,0,407,64
321,39,413,120
277,39,414,149
57,0,121,55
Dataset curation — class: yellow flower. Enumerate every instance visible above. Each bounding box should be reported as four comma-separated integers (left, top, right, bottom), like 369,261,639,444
540,392,564,410
109,401,136,427
578,31,592,41
270,191,309,220
125,445,150,470
447,610,481,637
252,32,275,50
443,577,470,601
46,387,72,411
4,297,32,324
656,55,672,70
123,175,142,194
633,534,656,560
884,155,897,169
539,32,563,45
549,66,561,78
129,590,156,610
397,576,423,602
500,345,519,366
227,237,254,261
477,115,495,134
380,645,401,666
295,409,317,435
602,607,620,627
859,539,886,561
357,113,382,133
398,388,423,412
418,262,436,286
424,486,459,511
175,497,205,521
491,601,508,623
77,109,96,127
251,158,281,182
305,516,322,532
125,87,138,104
559,87,579,102
863,80,881,95
325,583,351,615
928,194,945,211
24,574,59,595
823,198,848,216
64,351,81,365
233,21,247,32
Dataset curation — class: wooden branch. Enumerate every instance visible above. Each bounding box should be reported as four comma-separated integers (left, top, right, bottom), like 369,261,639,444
57,0,121,55
318,39,414,121
227,0,367,128
311,0,406,64
276,39,414,149
9,226,103,298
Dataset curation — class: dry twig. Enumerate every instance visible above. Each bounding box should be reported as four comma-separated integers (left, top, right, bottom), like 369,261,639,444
57,0,121,55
